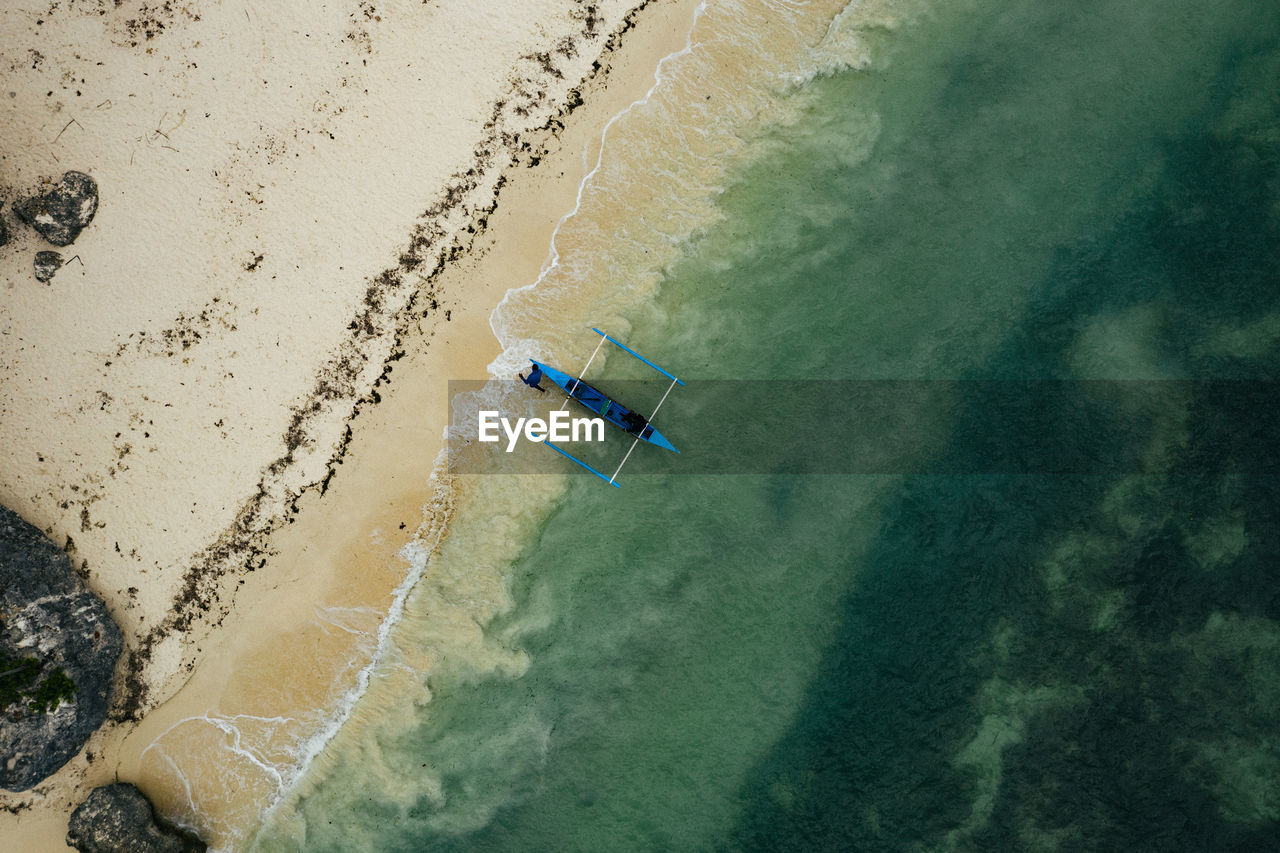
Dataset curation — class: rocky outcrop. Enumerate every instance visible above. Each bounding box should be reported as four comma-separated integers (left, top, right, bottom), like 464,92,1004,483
34,250,63,282
13,170,99,246
67,783,207,853
0,505,122,791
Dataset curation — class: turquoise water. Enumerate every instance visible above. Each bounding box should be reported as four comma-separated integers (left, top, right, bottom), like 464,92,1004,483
256,0,1280,848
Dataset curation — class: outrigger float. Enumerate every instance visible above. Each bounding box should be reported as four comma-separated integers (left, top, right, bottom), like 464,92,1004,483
522,328,684,488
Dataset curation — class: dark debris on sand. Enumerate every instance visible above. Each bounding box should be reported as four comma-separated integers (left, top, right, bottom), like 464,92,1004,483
34,250,63,283
13,170,99,247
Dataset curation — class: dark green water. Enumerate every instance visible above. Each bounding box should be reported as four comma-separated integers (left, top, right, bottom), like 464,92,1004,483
259,0,1280,848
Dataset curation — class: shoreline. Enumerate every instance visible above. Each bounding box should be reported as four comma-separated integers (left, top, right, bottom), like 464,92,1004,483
1,0,705,848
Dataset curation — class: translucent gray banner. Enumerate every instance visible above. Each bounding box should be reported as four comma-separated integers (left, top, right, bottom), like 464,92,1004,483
446,380,1280,476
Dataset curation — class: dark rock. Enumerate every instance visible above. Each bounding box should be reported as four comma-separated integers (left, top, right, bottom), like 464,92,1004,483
67,783,207,853
34,250,63,282
0,505,122,791
0,211,8,247
13,171,99,246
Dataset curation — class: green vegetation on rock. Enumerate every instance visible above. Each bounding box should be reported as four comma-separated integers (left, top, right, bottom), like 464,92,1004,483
0,650,76,714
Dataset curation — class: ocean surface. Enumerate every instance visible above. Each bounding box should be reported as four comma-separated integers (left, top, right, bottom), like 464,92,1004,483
252,0,1280,849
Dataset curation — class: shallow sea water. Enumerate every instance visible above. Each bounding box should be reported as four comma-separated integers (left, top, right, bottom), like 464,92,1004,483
252,0,1280,849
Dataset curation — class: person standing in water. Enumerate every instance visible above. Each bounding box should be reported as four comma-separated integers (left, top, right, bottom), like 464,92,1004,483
520,363,546,392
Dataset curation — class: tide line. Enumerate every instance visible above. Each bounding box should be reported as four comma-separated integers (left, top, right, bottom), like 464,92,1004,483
488,0,710,360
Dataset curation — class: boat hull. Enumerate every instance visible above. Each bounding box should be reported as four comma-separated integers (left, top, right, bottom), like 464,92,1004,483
531,360,678,453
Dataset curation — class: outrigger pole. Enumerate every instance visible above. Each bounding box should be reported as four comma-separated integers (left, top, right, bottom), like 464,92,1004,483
610,374,680,484
560,333,608,411
585,328,686,485
590,328,687,387
539,327,684,488
546,440,622,488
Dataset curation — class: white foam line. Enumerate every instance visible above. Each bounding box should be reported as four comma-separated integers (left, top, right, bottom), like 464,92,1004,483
313,604,381,636
155,746,199,821
205,716,287,793
141,712,297,794
252,461,454,826
140,711,299,847
489,0,710,361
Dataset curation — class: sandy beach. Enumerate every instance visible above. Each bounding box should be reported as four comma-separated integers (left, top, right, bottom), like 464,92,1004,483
0,0,702,847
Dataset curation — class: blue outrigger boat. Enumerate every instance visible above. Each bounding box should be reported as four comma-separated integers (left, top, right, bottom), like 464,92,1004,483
526,362,679,452
521,328,684,487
